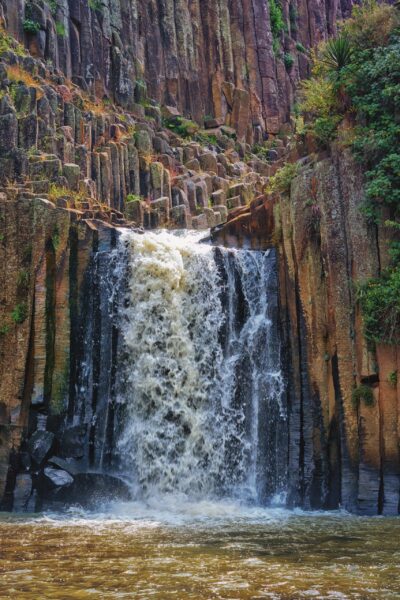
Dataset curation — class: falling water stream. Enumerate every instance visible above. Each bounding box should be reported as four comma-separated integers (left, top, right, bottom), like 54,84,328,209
1,231,399,599
115,230,286,506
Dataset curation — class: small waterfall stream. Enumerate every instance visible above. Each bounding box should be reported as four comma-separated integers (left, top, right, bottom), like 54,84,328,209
113,230,287,505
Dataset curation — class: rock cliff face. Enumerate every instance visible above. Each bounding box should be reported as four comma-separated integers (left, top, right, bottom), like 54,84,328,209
3,1,398,515
218,147,400,514
277,149,400,515
1,0,351,139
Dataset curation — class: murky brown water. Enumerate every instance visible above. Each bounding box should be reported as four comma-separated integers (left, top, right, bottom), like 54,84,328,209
0,502,399,599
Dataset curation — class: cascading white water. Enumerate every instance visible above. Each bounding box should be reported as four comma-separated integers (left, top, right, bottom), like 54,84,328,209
116,230,287,505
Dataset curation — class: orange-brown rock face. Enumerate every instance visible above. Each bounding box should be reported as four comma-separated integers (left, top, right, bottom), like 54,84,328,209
1,0,351,139
211,194,276,250
277,149,399,514
214,147,400,514
0,190,115,508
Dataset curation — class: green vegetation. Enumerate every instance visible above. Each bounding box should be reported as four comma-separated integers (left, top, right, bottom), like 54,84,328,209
89,0,103,12
0,26,27,56
268,0,285,54
195,133,219,148
23,19,41,34
55,21,67,37
284,53,295,70
11,303,28,324
299,1,400,345
126,194,142,203
163,116,199,138
357,269,400,346
52,226,60,250
321,36,353,74
0,323,10,335
266,163,299,194
45,0,58,15
296,42,306,53
48,184,86,206
388,370,398,388
352,384,375,409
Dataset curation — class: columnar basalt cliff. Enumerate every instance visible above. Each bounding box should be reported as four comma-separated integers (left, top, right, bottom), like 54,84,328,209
216,147,400,515
2,1,399,516
276,150,400,515
1,0,351,139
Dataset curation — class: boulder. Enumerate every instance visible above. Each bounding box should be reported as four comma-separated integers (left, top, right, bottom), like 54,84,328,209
28,430,55,466
161,105,181,118
43,467,74,488
204,117,224,129
150,197,170,227
48,456,84,476
203,207,217,228
227,196,242,210
55,473,132,508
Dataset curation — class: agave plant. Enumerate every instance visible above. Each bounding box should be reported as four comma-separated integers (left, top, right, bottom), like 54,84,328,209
321,35,353,74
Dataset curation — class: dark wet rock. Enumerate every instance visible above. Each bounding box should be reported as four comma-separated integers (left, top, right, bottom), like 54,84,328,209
13,474,32,512
43,467,74,488
48,456,84,476
267,149,279,162
58,425,86,459
28,431,55,466
54,473,132,508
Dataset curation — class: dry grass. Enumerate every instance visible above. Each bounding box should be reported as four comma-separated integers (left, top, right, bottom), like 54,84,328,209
0,26,26,57
7,65,43,97
48,184,87,206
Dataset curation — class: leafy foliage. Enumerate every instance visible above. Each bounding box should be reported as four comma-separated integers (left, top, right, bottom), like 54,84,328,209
269,0,285,54
163,116,199,138
298,1,400,346
89,0,103,12
0,26,27,56
55,21,67,37
321,36,352,75
284,53,295,70
352,384,375,409
11,303,28,325
126,194,142,203
358,269,400,346
266,163,299,194
23,19,41,34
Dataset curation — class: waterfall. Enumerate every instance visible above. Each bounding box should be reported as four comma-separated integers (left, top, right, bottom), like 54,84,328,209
114,230,287,505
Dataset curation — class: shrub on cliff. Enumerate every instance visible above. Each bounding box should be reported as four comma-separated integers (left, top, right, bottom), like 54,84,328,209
299,1,400,150
298,1,400,346
266,163,299,194
269,0,285,53
358,268,400,346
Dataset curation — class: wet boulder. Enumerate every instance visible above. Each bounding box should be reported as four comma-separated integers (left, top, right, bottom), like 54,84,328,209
28,430,55,466
57,473,132,508
48,456,83,476
43,467,74,489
